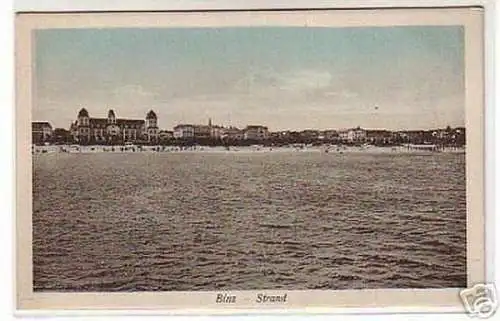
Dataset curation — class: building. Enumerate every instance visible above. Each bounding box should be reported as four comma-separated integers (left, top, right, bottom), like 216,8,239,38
366,129,393,144
73,108,159,144
338,129,349,141
321,130,339,141
396,130,427,144
159,130,174,140
52,128,72,144
193,125,211,139
244,125,269,140
210,125,225,139
222,127,244,140
174,119,224,140
32,121,53,144
173,124,195,139
454,127,466,146
338,127,367,143
348,127,366,142
69,121,78,142
145,110,159,142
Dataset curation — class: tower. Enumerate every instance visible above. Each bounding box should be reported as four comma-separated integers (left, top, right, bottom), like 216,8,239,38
77,108,89,127
77,108,90,144
107,109,116,124
146,110,157,128
146,110,158,143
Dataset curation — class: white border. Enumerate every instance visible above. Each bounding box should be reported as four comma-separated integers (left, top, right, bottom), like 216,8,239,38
2,1,14,321
483,0,497,287
5,1,499,321
15,8,485,313
12,0,490,12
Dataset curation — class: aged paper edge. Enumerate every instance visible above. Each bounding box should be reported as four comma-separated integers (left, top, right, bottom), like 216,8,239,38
15,8,485,313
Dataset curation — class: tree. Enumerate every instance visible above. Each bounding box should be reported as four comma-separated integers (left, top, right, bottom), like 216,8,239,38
52,128,71,144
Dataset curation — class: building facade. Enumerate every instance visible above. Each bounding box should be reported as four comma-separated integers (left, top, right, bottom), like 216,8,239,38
193,125,211,139
339,127,367,143
174,119,236,141
159,130,174,140
366,130,393,144
210,125,225,139
348,127,366,142
173,124,195,139
321,130,339,141
244,125,269,140
32,121,53,144
222,127,244,140
73,108,159,144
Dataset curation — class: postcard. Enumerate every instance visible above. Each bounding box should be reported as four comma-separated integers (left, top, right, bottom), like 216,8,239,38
15,7,488,315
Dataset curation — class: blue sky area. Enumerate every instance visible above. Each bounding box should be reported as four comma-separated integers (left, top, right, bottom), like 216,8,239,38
34,26,464,131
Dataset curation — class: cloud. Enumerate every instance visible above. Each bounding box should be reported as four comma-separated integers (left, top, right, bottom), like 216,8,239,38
278,70,332,92
112,84,156,99
234,68,332,96
322,89,359,99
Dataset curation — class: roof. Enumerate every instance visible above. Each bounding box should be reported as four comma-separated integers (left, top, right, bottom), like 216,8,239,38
245,125,268,130
78,108,89,117
338,127,365,132
32,121,52,129
366,130,392,134
174,124,194,129
84,118,144,127
146,110,157,119
402,130,427,134
117,119,145,126
89,118,108,126
194,125,210,129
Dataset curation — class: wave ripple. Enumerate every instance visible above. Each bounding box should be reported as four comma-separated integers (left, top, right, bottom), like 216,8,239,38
32,152,466,291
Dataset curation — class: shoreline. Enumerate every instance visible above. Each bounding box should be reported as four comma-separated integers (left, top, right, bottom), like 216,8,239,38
32,144,466,155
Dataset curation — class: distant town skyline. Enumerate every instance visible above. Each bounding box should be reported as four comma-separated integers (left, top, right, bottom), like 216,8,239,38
34,26,464,131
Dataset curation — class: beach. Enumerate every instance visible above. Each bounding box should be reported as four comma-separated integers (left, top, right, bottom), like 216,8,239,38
32,144,466,155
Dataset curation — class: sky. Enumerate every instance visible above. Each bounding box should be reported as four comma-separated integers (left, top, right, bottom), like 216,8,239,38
34,26,465,131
